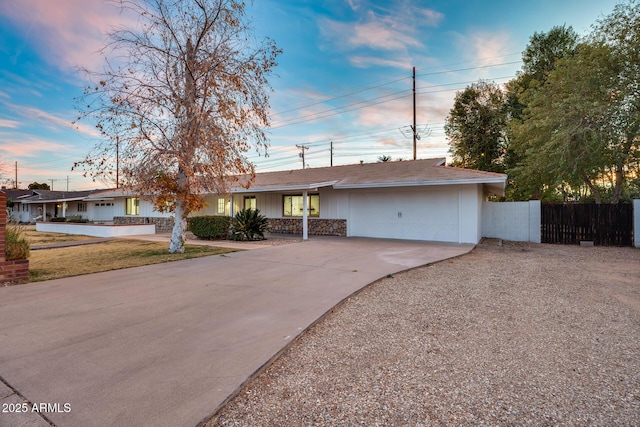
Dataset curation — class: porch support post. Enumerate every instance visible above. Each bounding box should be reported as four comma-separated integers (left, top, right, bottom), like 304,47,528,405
42,203,46,221
229,195,233,217
302,190,308,240
62,202,67,218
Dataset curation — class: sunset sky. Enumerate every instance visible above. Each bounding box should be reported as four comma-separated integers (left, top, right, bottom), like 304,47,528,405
0,0,620,190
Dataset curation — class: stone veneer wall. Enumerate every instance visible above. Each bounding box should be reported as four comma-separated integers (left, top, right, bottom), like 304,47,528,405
0,192,30,284
114,216,174,233
268,218,347,237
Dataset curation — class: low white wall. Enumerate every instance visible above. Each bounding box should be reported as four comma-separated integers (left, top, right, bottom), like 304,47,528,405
36,222,155,238
482,200,541,243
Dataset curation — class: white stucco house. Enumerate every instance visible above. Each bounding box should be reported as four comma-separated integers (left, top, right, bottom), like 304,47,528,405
7,158,507,244
223,158,507,243
5,189,94,223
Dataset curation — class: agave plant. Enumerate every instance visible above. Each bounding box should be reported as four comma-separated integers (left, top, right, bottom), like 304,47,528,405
230,208,269,241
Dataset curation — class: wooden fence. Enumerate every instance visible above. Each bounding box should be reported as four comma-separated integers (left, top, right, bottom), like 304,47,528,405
541,203,633,246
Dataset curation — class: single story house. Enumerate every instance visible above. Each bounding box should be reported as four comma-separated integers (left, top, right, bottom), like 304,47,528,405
8,158,507,244
6,190,95,223
224,158,506,243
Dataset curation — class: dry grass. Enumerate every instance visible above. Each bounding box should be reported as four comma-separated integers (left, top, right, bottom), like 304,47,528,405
29,240,237,282
24,228,97,245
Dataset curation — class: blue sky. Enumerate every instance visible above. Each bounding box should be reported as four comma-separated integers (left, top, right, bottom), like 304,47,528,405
0,0,620,190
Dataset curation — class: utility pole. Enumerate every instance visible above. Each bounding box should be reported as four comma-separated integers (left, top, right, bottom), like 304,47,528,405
330,141,333,167
49,179,55,190
296,144,309,169
66,176,70,191
412,66,417,160
14,161,17,189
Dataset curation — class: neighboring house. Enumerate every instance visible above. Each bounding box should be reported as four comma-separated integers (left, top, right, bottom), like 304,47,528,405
8,158,508,244
4,189,32,222
16,190,95,222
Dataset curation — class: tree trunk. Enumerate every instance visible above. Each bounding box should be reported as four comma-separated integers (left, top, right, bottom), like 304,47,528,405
581,171,601,204
169,167,188,254
610,164,624,205
169,199,186,254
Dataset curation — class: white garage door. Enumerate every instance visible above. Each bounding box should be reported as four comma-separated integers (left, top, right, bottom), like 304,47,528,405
349,188,460,242
92,202,115,221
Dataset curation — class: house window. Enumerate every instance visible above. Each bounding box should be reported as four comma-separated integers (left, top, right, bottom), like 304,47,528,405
217,198,225,214
125,197,140,215
77,202,87,212
22,204,29,212
244,196,256,210
283,194,319,217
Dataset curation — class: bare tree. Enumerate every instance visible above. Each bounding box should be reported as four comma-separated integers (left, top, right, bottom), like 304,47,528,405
74,0,280,252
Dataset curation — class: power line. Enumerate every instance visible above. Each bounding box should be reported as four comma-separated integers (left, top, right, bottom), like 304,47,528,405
271,58,523,121
271,90,411,129
270,74,517,131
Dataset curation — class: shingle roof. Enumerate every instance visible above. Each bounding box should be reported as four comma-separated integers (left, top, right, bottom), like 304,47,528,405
19,190,95,203
1,189,31,201
233,158,507,195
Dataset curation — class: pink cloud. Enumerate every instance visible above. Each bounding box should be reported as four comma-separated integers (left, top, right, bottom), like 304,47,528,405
321,14,421,52
452,30,516,70
0,119,21,129
0,0,138,72
7,103,100,137
0,134,74,158
349,55,409,69
417,8,444,27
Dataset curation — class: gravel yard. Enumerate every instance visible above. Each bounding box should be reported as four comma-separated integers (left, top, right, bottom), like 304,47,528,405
208,240,640,426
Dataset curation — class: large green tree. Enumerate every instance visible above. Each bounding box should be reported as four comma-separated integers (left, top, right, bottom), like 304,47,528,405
75,0,280,253
28,182,50,191
445,81,506,173
590,0,640,203
505,25,579,200
508,2,640,204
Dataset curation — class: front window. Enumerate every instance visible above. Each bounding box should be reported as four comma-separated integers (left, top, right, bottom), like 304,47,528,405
283,194,319,217
244,196,256,210
77,202,87,212
125,197,140,215
217,198,225,214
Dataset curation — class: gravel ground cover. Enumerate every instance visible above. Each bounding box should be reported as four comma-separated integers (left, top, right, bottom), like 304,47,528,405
208,240,640,426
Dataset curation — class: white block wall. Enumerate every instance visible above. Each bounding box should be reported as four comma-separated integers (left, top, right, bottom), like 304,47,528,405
482,200,541,243
36,222,155,237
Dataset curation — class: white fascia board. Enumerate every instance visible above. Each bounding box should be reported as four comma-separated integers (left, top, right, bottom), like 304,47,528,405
334,177,506,189
22,197,87,204
230,181,339,194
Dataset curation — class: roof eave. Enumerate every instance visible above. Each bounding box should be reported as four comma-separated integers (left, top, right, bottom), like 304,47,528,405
230,181,339,193
22,197,88,203
334,177,507,190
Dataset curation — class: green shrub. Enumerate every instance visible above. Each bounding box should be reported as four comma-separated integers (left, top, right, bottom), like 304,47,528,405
50,217,66,222
6,223,30,260
189,216,231,239
230,208,269,241
66,218,91,223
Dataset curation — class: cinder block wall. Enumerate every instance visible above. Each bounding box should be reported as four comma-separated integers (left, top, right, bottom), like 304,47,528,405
482,200,541,243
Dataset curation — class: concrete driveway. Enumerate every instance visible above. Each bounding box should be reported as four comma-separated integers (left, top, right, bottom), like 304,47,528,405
0,237,473,427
